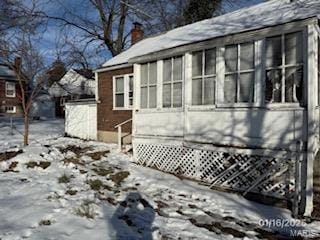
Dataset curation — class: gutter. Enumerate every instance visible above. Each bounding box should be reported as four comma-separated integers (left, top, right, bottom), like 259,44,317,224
93,63,133,73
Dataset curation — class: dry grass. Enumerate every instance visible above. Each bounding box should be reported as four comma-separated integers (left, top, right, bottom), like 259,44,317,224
74,200,96,219
3,161,19,173
66,189,78,195
109,171,130,186
86,150,110,160
62,157,84,166
39,219,51,226
0,150,23,162
58,174,71,184
58,145,92,156
88,179,103,191
26,161,51,169
93,167,114,176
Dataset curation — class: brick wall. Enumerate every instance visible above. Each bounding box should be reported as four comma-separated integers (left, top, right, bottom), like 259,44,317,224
97,66,133,133
0,79,23,115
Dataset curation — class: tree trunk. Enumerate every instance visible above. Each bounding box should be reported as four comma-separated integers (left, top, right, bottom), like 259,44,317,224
24,114,29,146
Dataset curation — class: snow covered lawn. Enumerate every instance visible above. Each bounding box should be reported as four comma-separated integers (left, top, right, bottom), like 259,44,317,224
0,118,64,152
1,119,320,239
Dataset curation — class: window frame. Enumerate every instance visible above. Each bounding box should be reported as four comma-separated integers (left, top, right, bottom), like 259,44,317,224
5,106,16,113
140,62,158,109
162,56,184,109
191,48,217,106
113,74,134,110
264,31,306,107
136,26,307,111
223,42,255,104
128,75,134,108
5,81,16,98
318,35,320,106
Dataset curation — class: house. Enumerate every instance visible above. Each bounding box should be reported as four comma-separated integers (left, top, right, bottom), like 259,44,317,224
0,61,24,116
94,22,143,143
30,90,56,120
97,0,320,216
49,68,95,117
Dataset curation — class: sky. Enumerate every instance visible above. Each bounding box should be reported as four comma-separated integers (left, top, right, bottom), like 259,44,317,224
31,0,265,69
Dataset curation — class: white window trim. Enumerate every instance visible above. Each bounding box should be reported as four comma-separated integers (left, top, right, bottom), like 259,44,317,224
140,62,158,110
162,56,184,109
317,35,320,106
224,42,255,104
138,58,185,113
264,31,305,106
5,106,16,113
5,81,16,98
190,48,217,107
113,74,133,110
136,27,307,111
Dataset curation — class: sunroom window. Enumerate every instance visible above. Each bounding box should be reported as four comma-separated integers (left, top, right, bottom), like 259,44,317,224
129,75,133,107
192,48,216,105
265,32,303,104
141,62,157,109
224,42,255,103
163,56,183,108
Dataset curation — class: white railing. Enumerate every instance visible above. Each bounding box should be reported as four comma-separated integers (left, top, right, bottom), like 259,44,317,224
114,118,132,151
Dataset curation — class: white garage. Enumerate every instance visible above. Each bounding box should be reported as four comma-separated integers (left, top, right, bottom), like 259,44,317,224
65,100,97,140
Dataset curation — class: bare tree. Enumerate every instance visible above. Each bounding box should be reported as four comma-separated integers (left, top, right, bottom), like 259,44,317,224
34,0,131,57
0,34,47,146
1,0,253,62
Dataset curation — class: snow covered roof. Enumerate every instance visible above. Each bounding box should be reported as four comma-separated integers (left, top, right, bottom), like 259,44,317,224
0,64,17,80
73,69,94,80
103,0,320,68
49,69,95,97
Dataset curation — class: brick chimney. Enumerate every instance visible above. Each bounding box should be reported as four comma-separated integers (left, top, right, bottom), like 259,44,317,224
14,56,21,71
131,22,144,45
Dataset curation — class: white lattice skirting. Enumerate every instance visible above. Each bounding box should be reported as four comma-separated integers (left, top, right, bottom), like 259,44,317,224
133,140,295,200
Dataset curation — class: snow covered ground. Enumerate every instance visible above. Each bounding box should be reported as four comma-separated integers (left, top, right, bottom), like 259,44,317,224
1,119,320,240
0,118,64,152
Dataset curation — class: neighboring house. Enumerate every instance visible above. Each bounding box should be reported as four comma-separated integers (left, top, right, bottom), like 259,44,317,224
49,69,95,117
30,90,56,119
98,0,320,216
0,63,24,116
94,22,142,143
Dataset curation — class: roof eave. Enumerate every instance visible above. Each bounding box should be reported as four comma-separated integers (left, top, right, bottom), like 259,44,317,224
94,62,133,73
128,16,318,64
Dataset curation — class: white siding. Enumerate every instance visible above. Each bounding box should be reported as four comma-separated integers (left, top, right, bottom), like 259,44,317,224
65,102,97,140
185,108,306,151
134,112,184,137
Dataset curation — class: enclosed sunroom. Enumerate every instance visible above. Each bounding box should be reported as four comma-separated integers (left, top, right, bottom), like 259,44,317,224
101,0,320,216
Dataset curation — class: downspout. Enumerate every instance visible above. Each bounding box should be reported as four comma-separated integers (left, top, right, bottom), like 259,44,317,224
95,72,99,102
